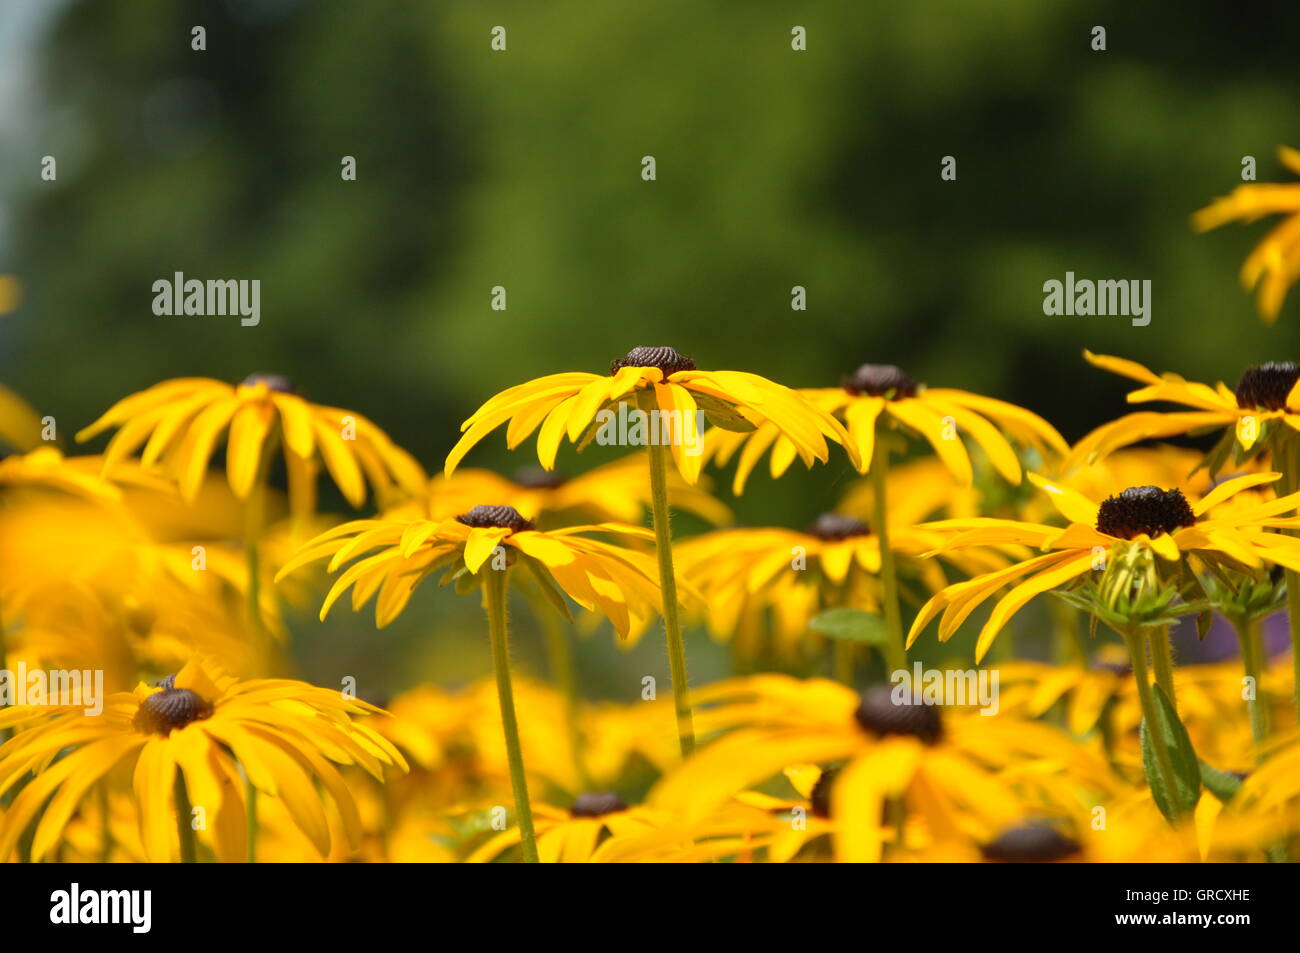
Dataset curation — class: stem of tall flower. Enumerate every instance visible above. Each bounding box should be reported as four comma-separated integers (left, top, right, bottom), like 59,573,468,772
1122,624,1179,808
1232,617,1270,763
869,425,907,675
1149,625,1177,708
484,565,539,863
646,438,697,757
245,777,259,862
174,770,198,863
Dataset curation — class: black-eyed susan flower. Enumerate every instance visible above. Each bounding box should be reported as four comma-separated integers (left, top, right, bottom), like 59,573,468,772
279,503,665,862
1193,146,1300,323
705,362,1067,492
0,447,124,503
76,374,426,510
653,676,1114,862
278,506,663,635
703,364,1066,677
1067,351,1300,467
0,659,405,862
444,346,855,485
912,472,1300,817
464,791,647,862
911,472,1300,661
445,346,850,757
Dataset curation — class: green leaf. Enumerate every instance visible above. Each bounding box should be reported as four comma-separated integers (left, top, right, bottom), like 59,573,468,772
693,393,757,433
809,608,887,645
1198,761,1244,804
1139,683,1201,822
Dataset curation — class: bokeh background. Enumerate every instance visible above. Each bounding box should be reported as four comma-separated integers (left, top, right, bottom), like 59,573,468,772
4,0,1300,698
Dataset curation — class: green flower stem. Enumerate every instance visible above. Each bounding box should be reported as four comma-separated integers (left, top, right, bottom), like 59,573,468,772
1122,625,1178,806
1149,626,1177,708
869,425,908,675
538,605,589,789
646,438,697,757
1233,617,1271,763
174,770,198,863
246,778,259,862
484,566,539,863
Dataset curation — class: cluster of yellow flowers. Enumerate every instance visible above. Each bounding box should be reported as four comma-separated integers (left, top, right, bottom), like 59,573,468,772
4,153,1300,864
1,333,1299,865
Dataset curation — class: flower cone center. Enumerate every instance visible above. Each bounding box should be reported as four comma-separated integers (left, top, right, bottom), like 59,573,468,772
1095,486,1194,539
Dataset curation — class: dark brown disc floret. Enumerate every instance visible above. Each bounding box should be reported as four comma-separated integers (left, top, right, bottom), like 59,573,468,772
456,504,536,533
610,346,697,377
1235,362,1300,411
132,674,214,735
842,364,919,399
853,684,943,745
1095,486,1195,539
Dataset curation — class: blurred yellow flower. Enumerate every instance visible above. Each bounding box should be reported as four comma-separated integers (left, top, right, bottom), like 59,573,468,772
1194,146,1300,322
77,375,425,509
0,659,406,862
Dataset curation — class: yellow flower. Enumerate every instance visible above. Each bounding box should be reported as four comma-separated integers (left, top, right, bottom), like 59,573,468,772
277,504,666,637
444,346,856,485
652,675,1113,862
466,792,650,862
910,472,1300,661
1068,351,1300,466
76,375,426,509
705,363,1067,492
1193,146,1300,322
0,447,124,503
0,659,406,862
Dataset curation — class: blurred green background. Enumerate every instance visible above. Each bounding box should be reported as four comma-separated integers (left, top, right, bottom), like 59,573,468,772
3,0,1300,698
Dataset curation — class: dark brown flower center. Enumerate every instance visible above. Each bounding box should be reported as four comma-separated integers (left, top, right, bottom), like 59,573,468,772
809,766,839,819
1095,486,1195,539
456,504,535,533
1235,362,1300,411
843,364,919,399
570,792,628,818
853,684,943,745
980,822,1081,863
610,346,697,377
240,373,297,393
132,675,213,735
808,513,872,541
513,466,568,490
